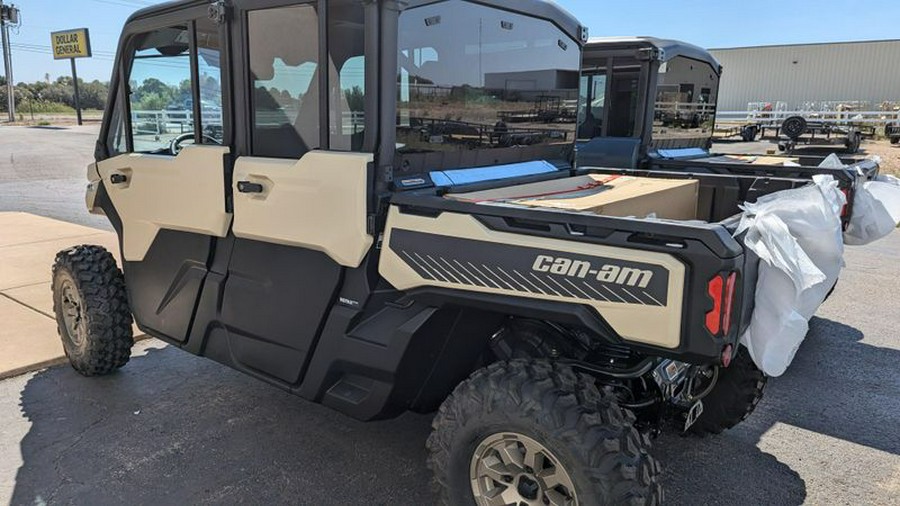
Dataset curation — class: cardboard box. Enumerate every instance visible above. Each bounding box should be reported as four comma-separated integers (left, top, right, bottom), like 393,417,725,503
708,155,800,166
449,174,699,220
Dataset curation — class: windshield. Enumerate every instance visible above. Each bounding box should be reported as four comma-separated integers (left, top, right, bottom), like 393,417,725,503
397,0,580,155
653,56,719,146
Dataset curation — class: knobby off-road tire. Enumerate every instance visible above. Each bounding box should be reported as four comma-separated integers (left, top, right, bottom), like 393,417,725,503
427,360,662,505
52,245,134,376
689,348,767,435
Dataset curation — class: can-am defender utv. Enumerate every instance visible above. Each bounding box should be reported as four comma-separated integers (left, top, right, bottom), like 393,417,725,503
51,1,804,504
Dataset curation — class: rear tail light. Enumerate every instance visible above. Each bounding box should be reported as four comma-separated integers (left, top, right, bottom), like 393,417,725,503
705,276,723,335
723,272,737,333
706,272,738,336
840,188,850,217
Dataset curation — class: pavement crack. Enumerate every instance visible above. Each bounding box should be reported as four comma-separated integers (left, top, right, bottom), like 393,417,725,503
0,291,55,319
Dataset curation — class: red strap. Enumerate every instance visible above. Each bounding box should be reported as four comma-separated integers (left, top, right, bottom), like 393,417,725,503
466,175,621,203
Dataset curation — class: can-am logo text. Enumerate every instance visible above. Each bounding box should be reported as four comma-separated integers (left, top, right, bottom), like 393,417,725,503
532,255,654,288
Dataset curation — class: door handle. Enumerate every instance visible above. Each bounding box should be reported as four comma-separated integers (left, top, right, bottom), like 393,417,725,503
237,181,264,194
110,174,128,184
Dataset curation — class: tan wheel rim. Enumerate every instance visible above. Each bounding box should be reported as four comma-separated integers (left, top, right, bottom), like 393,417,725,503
470,432,578,506
59,276,87,348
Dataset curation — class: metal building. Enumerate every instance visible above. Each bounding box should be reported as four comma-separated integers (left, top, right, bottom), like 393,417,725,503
709,39,900,112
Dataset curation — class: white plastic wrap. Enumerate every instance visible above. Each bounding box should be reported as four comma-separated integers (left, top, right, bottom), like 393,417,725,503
844,174,900,245
735,176,846,377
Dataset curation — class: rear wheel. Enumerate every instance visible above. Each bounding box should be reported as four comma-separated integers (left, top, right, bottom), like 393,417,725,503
52,245,134,376
427,360,662,505
688,348,767,435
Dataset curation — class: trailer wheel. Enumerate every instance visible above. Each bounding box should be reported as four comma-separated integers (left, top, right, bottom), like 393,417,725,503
781,116,807,140
427,360,662,505
845,132,862,154
740,125,758,142
52,245,134,376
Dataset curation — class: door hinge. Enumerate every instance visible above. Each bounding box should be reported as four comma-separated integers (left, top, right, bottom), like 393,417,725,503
208,1,227,25
637,47,664,62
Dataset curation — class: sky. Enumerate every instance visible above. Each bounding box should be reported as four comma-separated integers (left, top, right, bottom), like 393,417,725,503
4,0,900,83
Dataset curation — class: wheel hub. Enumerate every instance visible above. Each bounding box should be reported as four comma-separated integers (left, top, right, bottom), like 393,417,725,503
59,278,87,347
470,432,577,506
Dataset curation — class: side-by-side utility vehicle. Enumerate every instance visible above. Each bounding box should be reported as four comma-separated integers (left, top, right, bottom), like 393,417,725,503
577,36,879,227
52,2,854,504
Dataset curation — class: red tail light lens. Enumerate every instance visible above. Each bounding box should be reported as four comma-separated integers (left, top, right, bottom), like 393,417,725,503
840,188,850,217
705,275,724,335
707,272,738,336
723,272,737,333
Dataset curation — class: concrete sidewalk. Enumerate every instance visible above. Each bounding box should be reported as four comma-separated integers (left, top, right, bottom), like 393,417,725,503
0,212,138,379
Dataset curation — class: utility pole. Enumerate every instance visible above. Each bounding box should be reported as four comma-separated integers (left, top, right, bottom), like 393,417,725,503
0,1,19,122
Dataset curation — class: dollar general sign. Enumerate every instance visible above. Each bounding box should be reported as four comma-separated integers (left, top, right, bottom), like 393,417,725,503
51,28,92,59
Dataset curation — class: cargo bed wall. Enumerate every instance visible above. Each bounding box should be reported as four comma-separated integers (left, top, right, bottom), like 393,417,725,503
380,206,687,348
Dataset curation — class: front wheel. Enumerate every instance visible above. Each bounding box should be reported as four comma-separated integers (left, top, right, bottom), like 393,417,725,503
427,360,662,505
52,245,134,376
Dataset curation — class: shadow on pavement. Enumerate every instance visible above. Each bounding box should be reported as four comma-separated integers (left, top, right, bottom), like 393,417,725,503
10,315,894,505
755,317,900,456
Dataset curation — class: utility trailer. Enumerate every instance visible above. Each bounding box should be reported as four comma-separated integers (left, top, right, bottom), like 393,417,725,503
775,115,870,154
577,36,879,225
50,4,882,506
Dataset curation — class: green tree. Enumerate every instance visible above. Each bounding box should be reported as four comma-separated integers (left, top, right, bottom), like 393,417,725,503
344,86,365,112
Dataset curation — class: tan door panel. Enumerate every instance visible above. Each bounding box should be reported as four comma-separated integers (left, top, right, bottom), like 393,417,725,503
232,151,374,268
380,208,686,349
96,145,232,261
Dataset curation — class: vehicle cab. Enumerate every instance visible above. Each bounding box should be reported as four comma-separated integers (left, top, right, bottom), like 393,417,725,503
89,0,588,413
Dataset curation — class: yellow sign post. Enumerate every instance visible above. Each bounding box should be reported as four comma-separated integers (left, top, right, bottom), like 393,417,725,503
50,28,91,125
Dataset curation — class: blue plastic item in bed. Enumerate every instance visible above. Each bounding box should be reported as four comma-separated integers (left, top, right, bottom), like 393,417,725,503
429,160,559,187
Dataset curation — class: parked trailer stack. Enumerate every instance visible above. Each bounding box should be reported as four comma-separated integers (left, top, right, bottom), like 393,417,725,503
716,102,900,153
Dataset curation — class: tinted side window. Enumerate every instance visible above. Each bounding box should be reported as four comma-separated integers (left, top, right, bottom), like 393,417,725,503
195,17,224,144
249,4,320,158
106,85,127,155
124,20,225,155
128,25,194,154
328,0,365,151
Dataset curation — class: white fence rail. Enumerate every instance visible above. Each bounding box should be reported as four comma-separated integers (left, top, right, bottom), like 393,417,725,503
131,109,224,136
716,109,900,127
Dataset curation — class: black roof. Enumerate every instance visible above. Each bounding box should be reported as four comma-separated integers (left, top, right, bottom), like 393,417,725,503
406,0,585,45
128,1,586,47
585,36,722,74
126,0,206,23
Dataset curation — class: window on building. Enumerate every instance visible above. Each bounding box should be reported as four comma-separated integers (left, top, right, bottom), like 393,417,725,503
249,4,320,158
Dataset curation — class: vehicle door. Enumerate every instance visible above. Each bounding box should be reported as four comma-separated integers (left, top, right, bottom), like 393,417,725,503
95,7,230,343
214,0,374,385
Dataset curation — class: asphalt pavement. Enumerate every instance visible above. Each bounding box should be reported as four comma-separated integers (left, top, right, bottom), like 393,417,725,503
1,125,898,505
